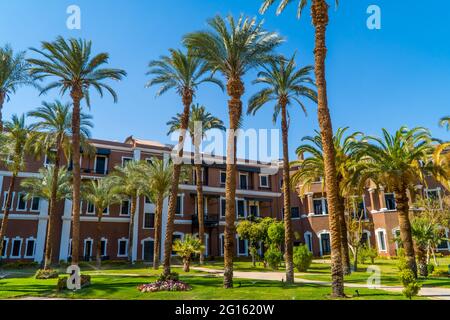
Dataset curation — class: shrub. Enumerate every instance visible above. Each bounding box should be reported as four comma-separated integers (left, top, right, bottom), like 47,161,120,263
138,280,191,292
427,264,435,275
101,260,129,267
264,246,283,270
431,269,449,277
57,275,91,291
399,269,421,300
358,246,370,264
35,269,59,279
293,245,313,272
366,247,378,264
158,272,179,282
0,261,39,269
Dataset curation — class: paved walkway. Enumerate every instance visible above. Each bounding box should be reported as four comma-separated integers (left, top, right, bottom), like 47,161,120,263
192,267,450,300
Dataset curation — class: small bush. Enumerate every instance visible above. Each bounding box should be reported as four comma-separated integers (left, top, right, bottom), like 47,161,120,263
399,269,421,300
102,260,129,267
138,280,191,292
358,246,378,264
158,272,179,282
427,264,435,275
57,275,91,291
35,269,59,279
293,245,313,272
264,246,283,270
0,261,39,269
366,247,378,264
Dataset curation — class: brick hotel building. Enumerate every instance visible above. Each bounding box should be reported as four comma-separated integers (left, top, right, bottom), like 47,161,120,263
0,135,449,263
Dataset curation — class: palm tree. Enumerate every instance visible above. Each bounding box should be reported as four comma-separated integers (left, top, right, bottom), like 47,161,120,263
82,178,123,268
173,234,204,272
27,36,126,265
142,158,173,269
110,161,147,263
411,217,437,277
248,55,317,283
27,100,93,268
439,116,450,131
0,114,31,259
21,167,72,269
167,104,225,265
260,0,344,296
0,45,34,131
291,128,363,275
146,48,223,276
353,127,448,277
184,15,283,288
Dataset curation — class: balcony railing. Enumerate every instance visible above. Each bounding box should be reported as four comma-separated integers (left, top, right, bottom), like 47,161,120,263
192,214,219,227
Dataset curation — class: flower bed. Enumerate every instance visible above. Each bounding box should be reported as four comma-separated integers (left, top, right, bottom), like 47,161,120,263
57,274,91,291
137,280,192,293
35,269,59,279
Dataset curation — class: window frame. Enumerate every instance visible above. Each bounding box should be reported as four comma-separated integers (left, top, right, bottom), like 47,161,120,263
9,237,23,259
259,174,269,188
16,192,27,211
24,237,36,258
117,238,129,257
94,155,108,175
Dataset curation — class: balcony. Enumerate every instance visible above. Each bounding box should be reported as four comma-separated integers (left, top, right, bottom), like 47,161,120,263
192,214,219,227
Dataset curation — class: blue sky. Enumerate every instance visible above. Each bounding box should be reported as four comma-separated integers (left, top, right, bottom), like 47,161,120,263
1,0,450,160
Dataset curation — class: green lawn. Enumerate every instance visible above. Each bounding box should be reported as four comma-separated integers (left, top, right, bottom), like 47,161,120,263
0,266,422,300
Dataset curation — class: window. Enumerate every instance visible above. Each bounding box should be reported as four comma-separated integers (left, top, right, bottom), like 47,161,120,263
144,212,155,229
313,199,324,215
219,234,225,256
175,195,183,215
385,193,396,210
172,233,182,255
117,238,128,257
24,238,36,258
426,189,440,201
122,157,133,167
192,167,205,184
291,207,300,219
220,171,226,185
10,238,22,258
437,229,449,250
1,238,8,258
259,174,269,188
236,199,246,218
16,193,27,211
304,233,313,252
360,232,370,247
376,229,387,252
220,198,226,218
2,191,15,210
239,173,248,190
145,158,153,165
31,197,40,211
84,239,93,260
249,203,259,217
86,202,95,215
237,237,247,256
94,155,108,174
145,196,152,204
120,199,131,215
100,239,107,257
320,233,331,256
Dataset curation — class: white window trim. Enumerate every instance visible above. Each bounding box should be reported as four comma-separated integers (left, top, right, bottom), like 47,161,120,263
86,202,96,215
192,167,205,184
68,238,72,257
425,187,443,208
24,237,36,258
248,201,260,217
16,192,27,211
304,231,313,252
384,193,397,211
120,198,131,216
2,191,15,210
238,173,249,190
194,233,209,257
121,156,133,167
236,235,248,257
317,230,330,257
171,232,184,256
100,237,108,257
30,196,40,212
175,194,184,216
1,237,9,258
219,171,226,185
141,237,155,261
220,196,226,218
437,228,450,252
235,198,247,219
143,212,155,230
94,155,108,174
361,230,372,248
392,227,401,250
219,233,225,257
313,197,328,216
375,228,388,252
83,238,93,258
9,236,23,259
259,174,269,188
117,237,129,257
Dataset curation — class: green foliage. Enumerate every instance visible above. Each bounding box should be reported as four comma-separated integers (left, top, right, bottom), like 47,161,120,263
427,264,435,275
0,261,39,269
158,272,179,282
293,245,313,272
399,269,421,300
35,269,59,279
173,234,204,260
264,246,283,270
358,246,377,264
267,221,284,247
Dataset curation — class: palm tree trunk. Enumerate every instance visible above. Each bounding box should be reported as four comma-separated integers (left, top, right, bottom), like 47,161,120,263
338,195,351,275
280,102,294,284
311,0,344,297
153,196,163,269
95,208,103,269
394,185,418,277
0,91,4,132
127,195,137,263
195,162,205,265
417,246,428,277
223,78,244,289
70,88,82,266
44,139,62,269
0,174,16,260
162,88,192,277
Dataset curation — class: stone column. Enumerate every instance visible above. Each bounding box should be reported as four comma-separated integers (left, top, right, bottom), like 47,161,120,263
131,148,141,262
160,152,170,261
378,186,387,211
59,199,73,261
34,199,49,263
368,187,376,212
306,192,314,215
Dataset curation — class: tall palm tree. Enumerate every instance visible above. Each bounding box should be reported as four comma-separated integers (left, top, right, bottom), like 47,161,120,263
184,15,283,288
82,178,123,268
142,158,173,269
167,104,225,265
247,55,317,283
259,0,344,296
146,48,223,276
27,36,126,265
353,127,448,277
291,128,363,275
27,100,92,268
0,114,31,258
110,161,147,263
439,116,450,131
21,167,72,269
0,45,34,131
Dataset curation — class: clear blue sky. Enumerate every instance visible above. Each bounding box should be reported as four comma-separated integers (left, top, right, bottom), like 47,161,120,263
1,0,450,160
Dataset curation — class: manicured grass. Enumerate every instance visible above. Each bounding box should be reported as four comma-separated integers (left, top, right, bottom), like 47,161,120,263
0,266,421,300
